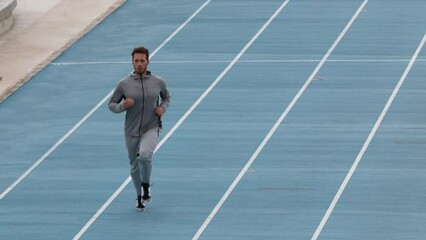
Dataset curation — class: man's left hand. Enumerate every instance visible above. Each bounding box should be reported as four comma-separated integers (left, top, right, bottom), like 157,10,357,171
155,107,164,117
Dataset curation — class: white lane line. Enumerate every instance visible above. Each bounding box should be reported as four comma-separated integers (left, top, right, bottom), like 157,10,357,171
50,61,130,65
49,58,426,65
0,92,112,201
192,1,368,239
0,0,212,202
191,0,293,239
73,0,293,238
311,33,426,240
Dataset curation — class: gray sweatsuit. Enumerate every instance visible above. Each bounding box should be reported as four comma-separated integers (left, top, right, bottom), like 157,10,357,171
108,71,171,196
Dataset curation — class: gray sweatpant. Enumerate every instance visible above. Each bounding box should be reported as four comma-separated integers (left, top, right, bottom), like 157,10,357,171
125,127,159,196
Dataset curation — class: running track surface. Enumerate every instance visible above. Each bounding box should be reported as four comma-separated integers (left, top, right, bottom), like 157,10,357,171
1,0,425,239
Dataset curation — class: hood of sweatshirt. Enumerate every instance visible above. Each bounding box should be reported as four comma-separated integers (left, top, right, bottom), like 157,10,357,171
130,70,151,80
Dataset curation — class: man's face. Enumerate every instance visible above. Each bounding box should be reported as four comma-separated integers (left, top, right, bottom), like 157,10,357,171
132,53,149,74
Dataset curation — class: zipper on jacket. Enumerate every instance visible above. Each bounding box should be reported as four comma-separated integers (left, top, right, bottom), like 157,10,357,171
139,74,145,136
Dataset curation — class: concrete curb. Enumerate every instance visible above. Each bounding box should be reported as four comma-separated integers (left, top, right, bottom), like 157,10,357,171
0,0,17,35
0,0,127,102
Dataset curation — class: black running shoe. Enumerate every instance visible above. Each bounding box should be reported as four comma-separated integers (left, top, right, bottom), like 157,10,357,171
135,196,146,212
142,183,151,203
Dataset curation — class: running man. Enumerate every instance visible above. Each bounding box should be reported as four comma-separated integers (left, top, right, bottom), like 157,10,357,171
108,46,171,211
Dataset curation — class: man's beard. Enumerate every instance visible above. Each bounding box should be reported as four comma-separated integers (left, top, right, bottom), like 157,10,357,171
135,67,144,74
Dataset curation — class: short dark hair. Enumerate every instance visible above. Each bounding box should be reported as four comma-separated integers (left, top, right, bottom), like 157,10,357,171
132,46,150,60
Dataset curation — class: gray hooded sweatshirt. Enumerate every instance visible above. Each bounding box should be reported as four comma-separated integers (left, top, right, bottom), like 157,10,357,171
108,71,171,137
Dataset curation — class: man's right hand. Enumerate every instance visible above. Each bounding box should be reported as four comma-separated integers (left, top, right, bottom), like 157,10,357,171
123,98,135,109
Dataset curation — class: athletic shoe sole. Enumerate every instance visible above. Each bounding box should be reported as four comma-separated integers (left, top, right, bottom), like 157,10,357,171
142,197,152,204
135,207,146,212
